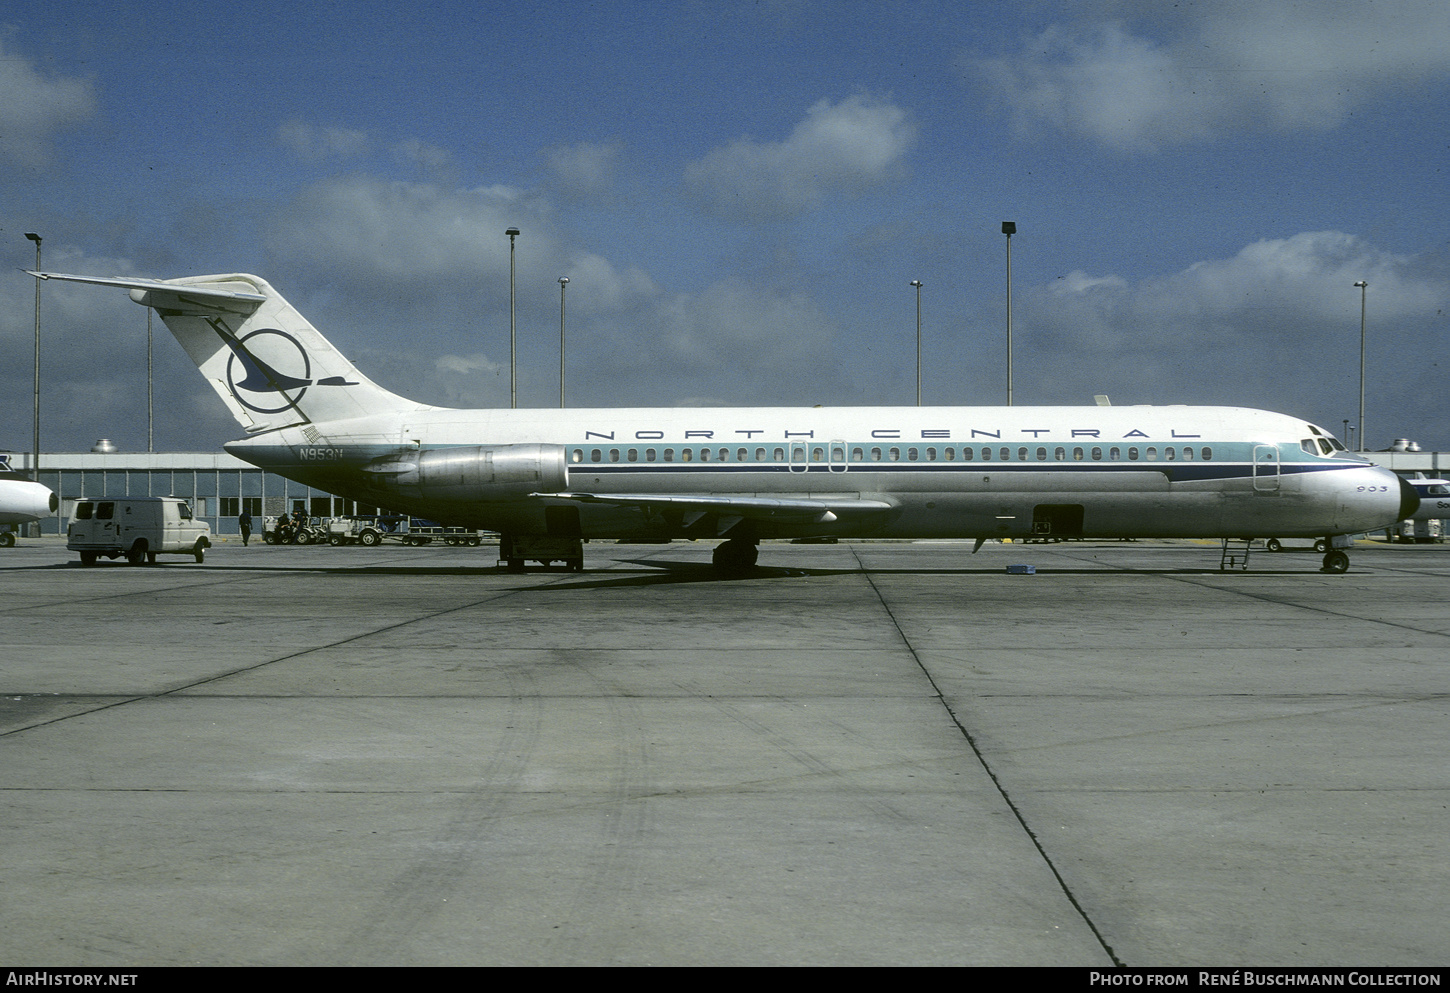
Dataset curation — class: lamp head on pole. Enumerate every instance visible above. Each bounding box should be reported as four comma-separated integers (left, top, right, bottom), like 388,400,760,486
506,227,520,241
909,280,922,289
559,276,568,286
1001,222,1016,236
25,232,41,246
1353,280,1367,289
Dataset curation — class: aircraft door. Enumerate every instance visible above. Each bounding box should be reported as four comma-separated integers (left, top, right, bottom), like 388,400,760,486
1252,445,1281,492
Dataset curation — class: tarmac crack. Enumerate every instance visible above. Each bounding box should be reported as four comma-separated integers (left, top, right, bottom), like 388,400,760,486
849,546,1124,967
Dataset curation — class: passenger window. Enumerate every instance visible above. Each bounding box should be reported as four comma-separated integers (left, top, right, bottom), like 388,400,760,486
832,446,845,462
682,449,693,462
627,449,638,462
719,448,729,461
1182,447,1194,461
664,448,674,462
774,448,785,461
757,448,767,461
1146,447,1158,461
75,502,93,520
609,449,620,463
851,448,864,461
812,447,824,462
590,449,602,463
1073,447,1084,461
700,448,711,462
738,448,748,461
646,449,656,462
962,447,973,461
1202,447,1212,460
1036,447,1047,461
982,447,992,461
889,448,901,462
870,447,882,461
907,448,918,462
1000,447,1010,461
1110,447,1120,461
1055,447,1065,461
1017,447,1028,461
926,447,936,461
1091,447,1102,461
97,502,114,520
571,449,583,463
945,447,955,461
1128,447,1139,460
1165,446,1175,461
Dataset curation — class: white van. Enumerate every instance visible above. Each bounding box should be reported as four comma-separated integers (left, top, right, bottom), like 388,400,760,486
68,496,212,566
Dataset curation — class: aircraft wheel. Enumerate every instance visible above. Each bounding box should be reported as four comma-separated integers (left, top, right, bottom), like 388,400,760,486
1265,538,1282,552
1321,550,1350,573
1314,538,1328,553
712,539,759,574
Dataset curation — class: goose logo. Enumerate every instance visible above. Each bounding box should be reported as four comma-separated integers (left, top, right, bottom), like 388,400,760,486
223,328,356,415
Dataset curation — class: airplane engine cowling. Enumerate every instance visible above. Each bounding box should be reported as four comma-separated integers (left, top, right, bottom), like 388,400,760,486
368,444,568,501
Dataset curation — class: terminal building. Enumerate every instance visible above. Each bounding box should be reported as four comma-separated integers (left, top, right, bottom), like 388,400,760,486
4,441,1447,539
6,447,384,537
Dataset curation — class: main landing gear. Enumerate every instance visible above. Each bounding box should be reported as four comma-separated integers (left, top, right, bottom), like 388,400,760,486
712,538,759,575
1321,549,1350,573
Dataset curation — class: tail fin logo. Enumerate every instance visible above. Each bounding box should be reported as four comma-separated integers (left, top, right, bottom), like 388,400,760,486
221,327,357,415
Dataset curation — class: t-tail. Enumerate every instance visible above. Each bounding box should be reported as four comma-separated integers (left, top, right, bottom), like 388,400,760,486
30,272,424,433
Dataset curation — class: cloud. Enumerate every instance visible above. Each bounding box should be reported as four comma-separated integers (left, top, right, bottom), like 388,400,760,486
0,38,95,168
976,1,1450,151
543,140,623,200
277,119,371,160
685,94,916,221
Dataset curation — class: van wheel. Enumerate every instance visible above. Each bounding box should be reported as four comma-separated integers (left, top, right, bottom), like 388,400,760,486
146,552,157,565
126,544,146,566
1265,538,1282,552
80,551,97,566
0,532,15,547
193,542,206,564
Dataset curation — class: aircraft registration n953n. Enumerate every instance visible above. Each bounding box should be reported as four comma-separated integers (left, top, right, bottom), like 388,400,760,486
32,271,1416,574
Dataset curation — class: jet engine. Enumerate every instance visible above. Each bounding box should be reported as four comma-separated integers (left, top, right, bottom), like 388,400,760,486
363,444,568,501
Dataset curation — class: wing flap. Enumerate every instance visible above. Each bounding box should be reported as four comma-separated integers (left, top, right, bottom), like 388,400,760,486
539,491,895,525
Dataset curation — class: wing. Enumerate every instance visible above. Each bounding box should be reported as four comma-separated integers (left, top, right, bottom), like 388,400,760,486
538,490,896,532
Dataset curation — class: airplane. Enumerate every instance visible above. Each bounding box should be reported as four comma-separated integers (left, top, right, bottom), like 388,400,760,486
0,457,58,546
29,270,1417,574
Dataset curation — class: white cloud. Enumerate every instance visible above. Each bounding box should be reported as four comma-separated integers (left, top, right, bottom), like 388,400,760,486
0,39,95,167
543,140,622,200
685,94,916,221
977,1,1450,151
277,119,371,160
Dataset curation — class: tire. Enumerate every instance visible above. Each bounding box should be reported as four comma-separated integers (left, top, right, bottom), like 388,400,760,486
193,542,206,564
1322,549,1349,573
1265,539,1282,552
329,535,344,546
80,551,97,566
0,532,15,547
360,530,381,547
263,532,277,544
1313,539,1328,553
126,544,146,566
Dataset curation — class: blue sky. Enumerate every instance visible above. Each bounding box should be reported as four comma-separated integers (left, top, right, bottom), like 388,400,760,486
3,0,1447,455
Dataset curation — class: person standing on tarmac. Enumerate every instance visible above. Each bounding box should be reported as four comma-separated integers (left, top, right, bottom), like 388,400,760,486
238,510,252,546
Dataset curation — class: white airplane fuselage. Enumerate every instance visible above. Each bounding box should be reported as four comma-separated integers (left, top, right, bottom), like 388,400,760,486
29,270,1416,569
224,404,1410,544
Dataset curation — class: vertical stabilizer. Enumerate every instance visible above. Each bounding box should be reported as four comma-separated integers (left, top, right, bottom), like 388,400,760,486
34,272,423,433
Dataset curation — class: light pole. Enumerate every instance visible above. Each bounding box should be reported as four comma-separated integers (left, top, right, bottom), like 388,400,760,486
1353,280,1367,451
909,280,923,406
25,233,41,488
147,309,154,452
1002,222,1015,406
506,227,520,409
558,277,569,408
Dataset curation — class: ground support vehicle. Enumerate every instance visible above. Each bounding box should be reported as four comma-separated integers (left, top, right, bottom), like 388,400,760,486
1393,518,1443,543
262,515,327,544
68,497,211,565
442,526,483,546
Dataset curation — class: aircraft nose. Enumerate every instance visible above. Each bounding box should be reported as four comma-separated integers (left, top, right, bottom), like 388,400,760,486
1398,475,1420,520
